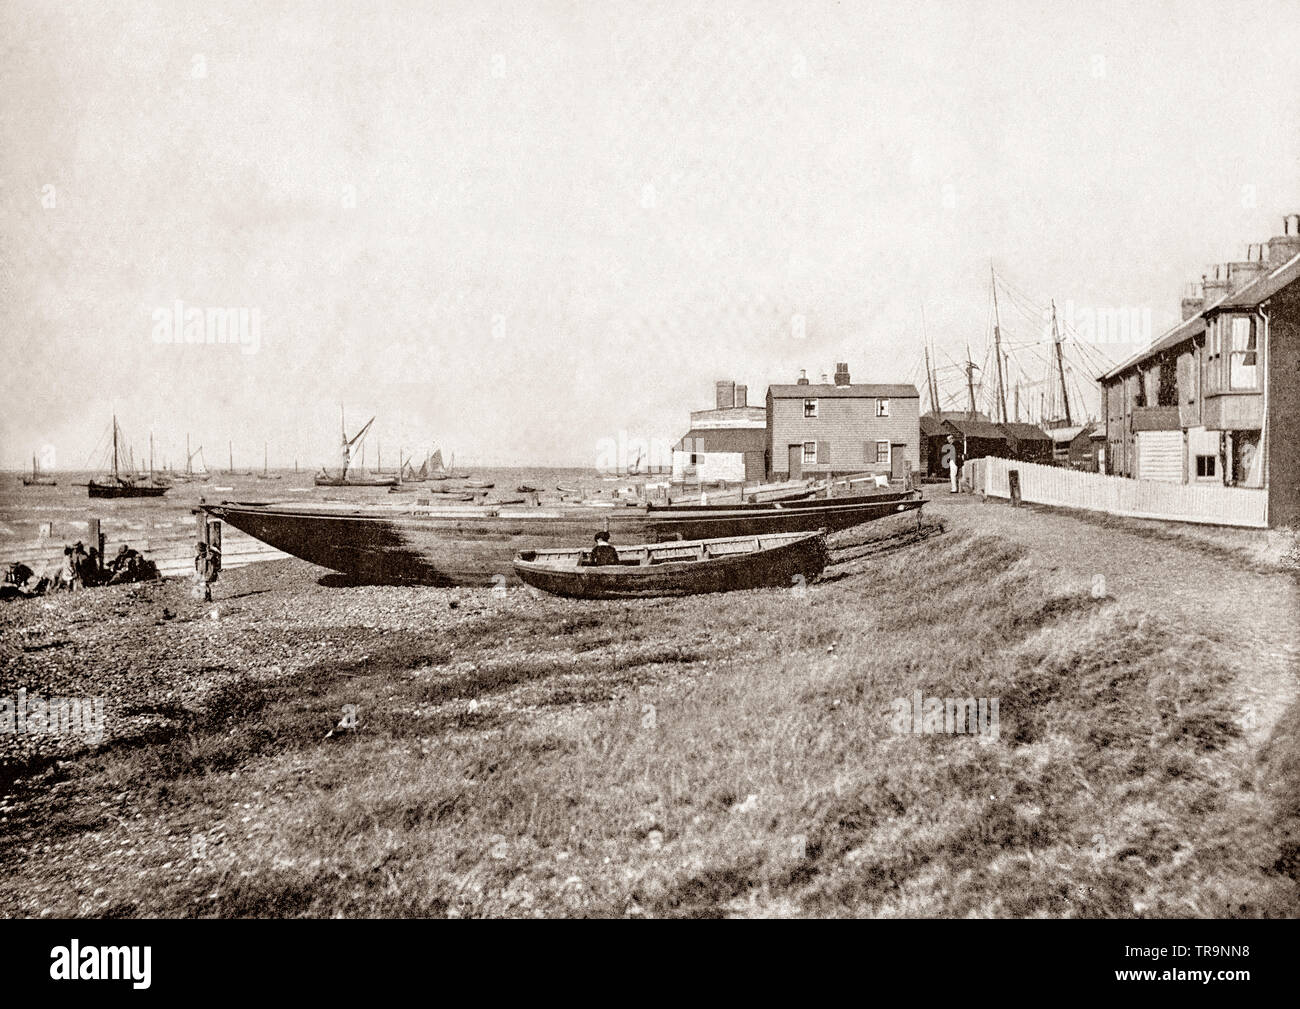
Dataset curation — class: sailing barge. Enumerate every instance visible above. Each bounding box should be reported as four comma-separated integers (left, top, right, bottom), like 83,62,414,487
201,495,921,585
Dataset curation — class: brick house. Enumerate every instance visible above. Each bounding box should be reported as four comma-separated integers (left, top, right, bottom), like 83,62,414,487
1098,214,1300,526
765,363,920,480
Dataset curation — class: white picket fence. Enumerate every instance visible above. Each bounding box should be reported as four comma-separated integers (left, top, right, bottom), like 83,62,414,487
964,456,1269,528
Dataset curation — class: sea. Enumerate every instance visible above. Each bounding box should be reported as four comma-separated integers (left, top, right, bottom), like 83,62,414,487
0,467,658,578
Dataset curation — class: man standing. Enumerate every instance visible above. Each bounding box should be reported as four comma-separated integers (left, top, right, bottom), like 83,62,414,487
946,435,960,494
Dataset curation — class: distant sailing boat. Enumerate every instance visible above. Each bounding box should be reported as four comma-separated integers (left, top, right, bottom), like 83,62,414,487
88,416,169,498
21,452,56,486
172,434,210,483
314,407,397,487
256,441,282,480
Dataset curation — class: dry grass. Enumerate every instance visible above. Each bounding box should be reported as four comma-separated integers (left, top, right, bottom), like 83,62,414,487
2,517,1296,917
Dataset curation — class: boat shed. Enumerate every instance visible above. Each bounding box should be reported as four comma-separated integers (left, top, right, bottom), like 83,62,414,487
941,418,1011,464
999,422,1055,464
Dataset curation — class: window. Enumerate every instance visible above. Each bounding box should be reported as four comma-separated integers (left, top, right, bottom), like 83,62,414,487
803,398,818,418
1195,455,1216,479
802,441,817,464
1228,315,1259,389
875,440,891,465
876,398,890,417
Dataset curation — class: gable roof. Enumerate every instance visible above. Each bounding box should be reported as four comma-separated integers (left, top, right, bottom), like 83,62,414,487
768,383,919,400
1000,422,1052,443
919,415,947,437
674,427,766,454
943,418,1009,440
1046,424,1093,444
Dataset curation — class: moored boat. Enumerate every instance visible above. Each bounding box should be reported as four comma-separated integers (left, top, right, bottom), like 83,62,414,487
201,496,921,585
87,417,170,498
514,530,829,599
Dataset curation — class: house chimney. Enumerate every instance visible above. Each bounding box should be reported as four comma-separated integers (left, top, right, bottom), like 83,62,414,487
714,380,736,410
1226,245,1270,292
833,362,851,386
1202,264,1232,306
734,384,747,408
820,372,828,385
1268,213,1300,267
1180,281,1204,321
796,369,809,386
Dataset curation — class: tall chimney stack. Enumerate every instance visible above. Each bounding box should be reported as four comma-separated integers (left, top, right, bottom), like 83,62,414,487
734,384,747,408
1180,282,1204,322
714,380,735,410
1202,264,1232,306
833,362,851,386
1227,244,1270,292
1268,213,1300,268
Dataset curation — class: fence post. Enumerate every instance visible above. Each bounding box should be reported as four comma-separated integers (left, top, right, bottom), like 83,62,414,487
1008,470,1021,507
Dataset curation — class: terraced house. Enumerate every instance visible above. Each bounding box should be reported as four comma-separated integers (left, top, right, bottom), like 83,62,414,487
765,363,920,480
1099,214,1300,527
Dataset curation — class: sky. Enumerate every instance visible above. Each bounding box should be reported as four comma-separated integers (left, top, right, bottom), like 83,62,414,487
2,0,1298,471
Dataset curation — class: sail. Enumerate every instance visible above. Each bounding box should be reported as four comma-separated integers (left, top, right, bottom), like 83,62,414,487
430,449,445,473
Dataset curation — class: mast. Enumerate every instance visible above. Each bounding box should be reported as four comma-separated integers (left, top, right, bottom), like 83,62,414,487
149,431,154,481
228,441,233,473
112,415,119,482
186,433,191,475
964,344,978,420
1050,300,1073,426
921,305,939,415
264,441,268,476
990,266,1008,424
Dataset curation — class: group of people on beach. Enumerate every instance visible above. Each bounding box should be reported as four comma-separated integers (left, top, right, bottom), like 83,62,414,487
2,542,159,599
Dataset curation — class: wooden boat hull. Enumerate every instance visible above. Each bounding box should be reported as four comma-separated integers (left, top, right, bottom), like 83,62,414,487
514,531,829,599
202,498,921,586
88,481,169,498
21,478,57,486
649,489,916,512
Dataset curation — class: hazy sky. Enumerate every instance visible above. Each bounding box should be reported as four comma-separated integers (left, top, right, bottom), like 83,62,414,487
2,0,1297,470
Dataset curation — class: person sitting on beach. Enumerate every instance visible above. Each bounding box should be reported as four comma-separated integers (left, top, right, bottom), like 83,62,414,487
79,546,100,588
59,546,78,590
588,530,620,566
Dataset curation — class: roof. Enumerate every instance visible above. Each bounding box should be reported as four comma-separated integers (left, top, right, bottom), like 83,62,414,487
943,419,1009,440
927,410,991,423
1046,424,1093,444
1099,313,1206,382
1099,252,1300,382
1211,251,1300,311
1000,422,1052,443
919,416,947,437
768,383,919,399
674,427,766,454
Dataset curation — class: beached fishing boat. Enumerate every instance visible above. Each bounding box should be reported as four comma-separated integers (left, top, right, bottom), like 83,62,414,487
20,453,56,486
514,530,829,599
88,417,170,498
649,488,916,512
201,495,921,585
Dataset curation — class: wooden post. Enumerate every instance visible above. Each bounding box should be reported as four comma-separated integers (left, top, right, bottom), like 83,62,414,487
196,510,209,547
87,518,103,574
207,520,222,577
1008,469,1022,507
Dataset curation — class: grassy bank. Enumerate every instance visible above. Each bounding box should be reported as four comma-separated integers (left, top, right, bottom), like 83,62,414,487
1,514,1296,917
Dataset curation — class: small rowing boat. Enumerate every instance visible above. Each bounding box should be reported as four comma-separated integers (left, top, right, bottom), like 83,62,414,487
513,529,829,599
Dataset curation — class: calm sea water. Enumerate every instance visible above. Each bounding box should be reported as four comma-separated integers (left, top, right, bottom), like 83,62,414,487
0,466,647,575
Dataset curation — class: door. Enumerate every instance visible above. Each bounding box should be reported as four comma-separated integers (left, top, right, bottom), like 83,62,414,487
787,444,802,480
891,445,905,480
